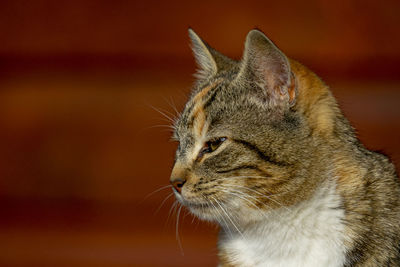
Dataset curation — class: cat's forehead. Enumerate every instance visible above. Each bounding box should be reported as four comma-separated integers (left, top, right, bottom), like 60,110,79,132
175,79,220,136
174,76,239,137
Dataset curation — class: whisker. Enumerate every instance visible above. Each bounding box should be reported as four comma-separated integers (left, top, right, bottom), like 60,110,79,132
149,104,177,124
164,96,181,117
218,188,264,213
176,204,184,255
144,185,173,200
217,185,292,224
183,209,192,219
218,182,283,198
219,187,273,215
221,184,290,212
216,178,279,196
218,175,289,182
155,104,177,119
211,196,244,238
154,192,174,215
145,124,176,131
204,194,233,238
166,200,178,226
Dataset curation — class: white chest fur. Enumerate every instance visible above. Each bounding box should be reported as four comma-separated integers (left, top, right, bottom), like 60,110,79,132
218,181,347,267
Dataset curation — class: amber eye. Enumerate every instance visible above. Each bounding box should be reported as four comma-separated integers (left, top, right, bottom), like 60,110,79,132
202,137,227,154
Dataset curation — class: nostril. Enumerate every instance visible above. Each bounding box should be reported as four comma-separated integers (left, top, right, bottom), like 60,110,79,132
171,178,186,193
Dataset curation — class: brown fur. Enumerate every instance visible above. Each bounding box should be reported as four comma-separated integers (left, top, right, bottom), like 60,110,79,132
170,29,400,266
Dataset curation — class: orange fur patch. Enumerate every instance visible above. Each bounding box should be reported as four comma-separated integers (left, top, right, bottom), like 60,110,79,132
289,59,336,137
191,79,222,137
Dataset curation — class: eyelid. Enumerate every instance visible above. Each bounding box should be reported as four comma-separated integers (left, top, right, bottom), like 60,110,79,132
197,137,227,160
215,137,227,143
208,137,227,146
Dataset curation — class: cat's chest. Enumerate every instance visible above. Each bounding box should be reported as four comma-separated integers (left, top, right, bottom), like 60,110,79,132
218,182,347,267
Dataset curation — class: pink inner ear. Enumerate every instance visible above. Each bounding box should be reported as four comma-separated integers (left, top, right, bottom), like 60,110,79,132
258,54,291,102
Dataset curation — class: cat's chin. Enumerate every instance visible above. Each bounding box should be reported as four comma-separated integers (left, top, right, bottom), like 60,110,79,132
189,208,218,222
185,203,219,222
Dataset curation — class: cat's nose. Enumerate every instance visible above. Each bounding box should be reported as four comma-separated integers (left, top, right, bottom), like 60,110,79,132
170,162,187,194
171,178,186,194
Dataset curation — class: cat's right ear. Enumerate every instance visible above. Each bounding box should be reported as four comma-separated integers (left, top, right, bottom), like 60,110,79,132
188,29,234,80
235,29,296,109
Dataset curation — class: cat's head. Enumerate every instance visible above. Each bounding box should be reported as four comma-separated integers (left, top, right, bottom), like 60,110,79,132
170,29,329,226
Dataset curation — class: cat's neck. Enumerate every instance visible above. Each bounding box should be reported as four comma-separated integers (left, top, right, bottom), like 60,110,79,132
218,179,347,267
290,59,356,145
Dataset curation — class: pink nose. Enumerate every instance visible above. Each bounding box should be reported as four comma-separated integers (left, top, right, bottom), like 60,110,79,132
170,178,186,193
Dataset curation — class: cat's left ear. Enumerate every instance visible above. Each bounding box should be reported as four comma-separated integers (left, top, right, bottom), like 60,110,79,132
236,29,296,108
189,28,235,79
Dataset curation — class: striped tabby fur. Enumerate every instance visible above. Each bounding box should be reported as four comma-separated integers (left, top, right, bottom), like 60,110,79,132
169,29,400,266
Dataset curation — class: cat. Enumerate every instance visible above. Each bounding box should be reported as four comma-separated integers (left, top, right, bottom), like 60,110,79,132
169,28,400,267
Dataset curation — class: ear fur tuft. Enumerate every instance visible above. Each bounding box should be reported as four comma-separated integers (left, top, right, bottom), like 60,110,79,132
188,28,218,79
188,28,237,80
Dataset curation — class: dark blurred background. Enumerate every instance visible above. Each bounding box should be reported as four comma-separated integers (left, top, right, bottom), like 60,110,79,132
0,0,399,266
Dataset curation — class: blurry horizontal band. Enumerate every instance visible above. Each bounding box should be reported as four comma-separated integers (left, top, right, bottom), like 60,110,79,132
0,53,400,81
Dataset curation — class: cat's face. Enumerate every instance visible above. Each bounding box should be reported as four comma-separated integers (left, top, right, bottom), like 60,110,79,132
170,29,311,226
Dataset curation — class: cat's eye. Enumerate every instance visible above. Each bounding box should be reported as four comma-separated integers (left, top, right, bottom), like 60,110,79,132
202,137,227,154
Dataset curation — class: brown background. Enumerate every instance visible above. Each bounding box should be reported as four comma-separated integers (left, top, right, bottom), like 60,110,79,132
1,0,400,266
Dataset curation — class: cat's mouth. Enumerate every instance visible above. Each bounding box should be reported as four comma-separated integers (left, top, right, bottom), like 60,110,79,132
172,189,212,209
172,189,220,218
173,190,231,221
